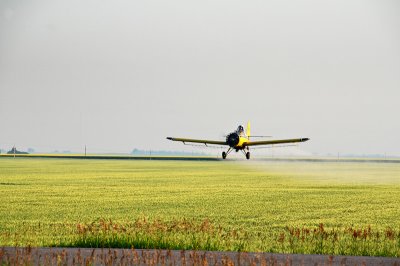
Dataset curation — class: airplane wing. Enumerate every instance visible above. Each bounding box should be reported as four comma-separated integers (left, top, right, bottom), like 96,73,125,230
245,138,309,147
166,137,227,146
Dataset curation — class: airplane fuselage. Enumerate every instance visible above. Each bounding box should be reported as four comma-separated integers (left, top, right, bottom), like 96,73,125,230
236,136,249,149
225,132,249,149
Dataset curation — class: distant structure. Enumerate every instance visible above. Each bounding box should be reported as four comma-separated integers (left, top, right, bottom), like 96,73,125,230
7,147,29,155
131,148,207,156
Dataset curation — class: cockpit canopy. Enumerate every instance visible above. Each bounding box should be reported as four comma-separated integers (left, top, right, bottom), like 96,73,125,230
237,125,245,136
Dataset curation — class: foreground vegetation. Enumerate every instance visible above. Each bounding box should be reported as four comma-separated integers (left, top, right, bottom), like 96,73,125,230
1,157,400,256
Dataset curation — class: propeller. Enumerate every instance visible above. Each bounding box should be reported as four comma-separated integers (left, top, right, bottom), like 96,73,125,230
226,132,240,147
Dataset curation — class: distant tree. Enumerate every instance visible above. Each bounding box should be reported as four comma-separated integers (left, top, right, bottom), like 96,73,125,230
27,148,35,153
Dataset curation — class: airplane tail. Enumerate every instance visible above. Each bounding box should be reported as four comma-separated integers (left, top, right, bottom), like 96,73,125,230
246,121,251,139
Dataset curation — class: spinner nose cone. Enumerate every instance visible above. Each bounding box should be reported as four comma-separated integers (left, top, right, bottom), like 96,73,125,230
302,138,310,142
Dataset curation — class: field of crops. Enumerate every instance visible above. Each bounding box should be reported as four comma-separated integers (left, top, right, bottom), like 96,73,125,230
1,157,400,256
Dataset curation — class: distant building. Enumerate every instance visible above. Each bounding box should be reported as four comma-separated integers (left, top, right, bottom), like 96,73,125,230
7,147,29,154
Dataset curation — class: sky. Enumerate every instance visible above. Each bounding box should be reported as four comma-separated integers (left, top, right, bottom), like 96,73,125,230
0,0,399,156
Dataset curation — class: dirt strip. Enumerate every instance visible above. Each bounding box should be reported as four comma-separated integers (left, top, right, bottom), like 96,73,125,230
1,247,399,266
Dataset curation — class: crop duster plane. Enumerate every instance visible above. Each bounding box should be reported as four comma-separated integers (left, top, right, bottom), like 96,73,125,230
167,122,309,160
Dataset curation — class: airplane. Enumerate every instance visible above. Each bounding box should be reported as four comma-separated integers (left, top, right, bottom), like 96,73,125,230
167,122,309,160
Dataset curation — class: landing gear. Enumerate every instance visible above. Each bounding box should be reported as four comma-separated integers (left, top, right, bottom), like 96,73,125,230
222,147,251,160
222,147,232,159
241,147,251,160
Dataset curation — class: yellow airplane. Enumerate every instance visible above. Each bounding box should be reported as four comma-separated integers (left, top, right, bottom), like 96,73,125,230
167,122,309,160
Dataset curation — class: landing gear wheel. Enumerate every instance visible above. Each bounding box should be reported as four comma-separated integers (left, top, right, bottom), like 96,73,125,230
222,152,227,159
246,152,250,160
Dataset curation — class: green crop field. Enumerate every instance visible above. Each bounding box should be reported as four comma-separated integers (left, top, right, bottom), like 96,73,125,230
1,157,400,256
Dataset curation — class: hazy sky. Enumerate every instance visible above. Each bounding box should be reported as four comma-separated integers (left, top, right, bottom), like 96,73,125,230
1,0,399,155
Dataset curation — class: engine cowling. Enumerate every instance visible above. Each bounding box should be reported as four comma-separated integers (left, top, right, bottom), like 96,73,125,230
226,132,240,147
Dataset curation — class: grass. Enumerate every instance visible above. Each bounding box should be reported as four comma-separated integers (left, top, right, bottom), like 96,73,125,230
0,157,400,256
